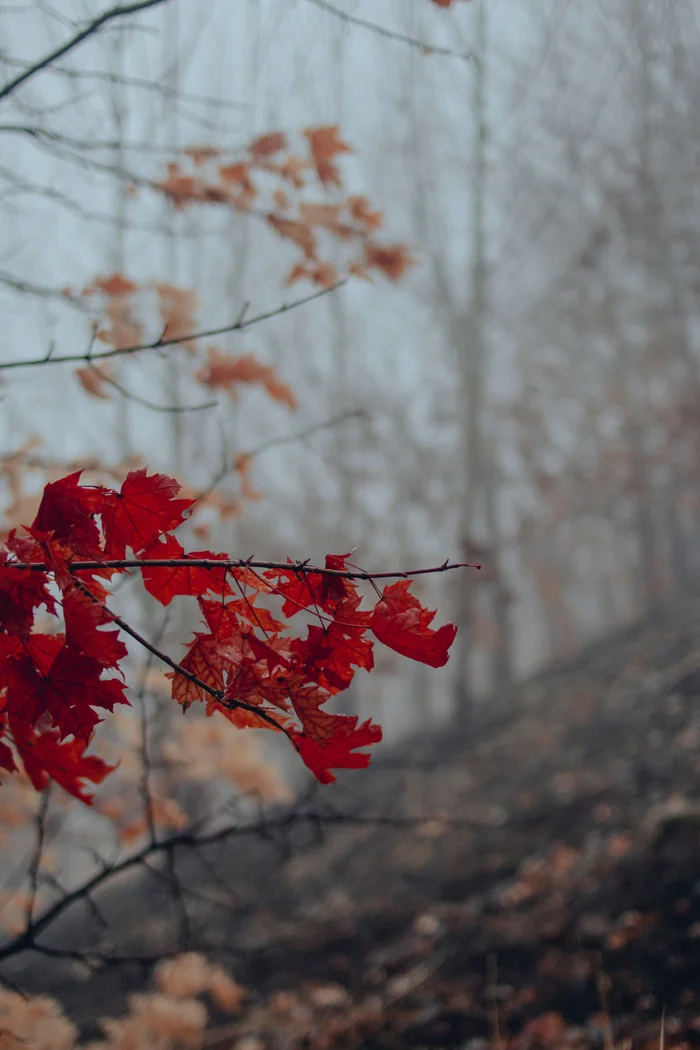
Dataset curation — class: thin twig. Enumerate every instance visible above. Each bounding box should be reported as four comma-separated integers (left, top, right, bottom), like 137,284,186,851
0,56,249,110
305,0,473,62
85,362,217,414
196,408,367,503
0,283,345,371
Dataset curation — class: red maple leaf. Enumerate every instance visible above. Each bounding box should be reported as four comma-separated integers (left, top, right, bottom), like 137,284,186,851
264,552,355,617
291,594,374,693
140,535,230,605
0,556,56,637
60,583,127,668
289,718,382,784
3,645,127,740
102,469,195,558
370,579,457,667
13,724,114,804
32,471,109,558
200,596,284,636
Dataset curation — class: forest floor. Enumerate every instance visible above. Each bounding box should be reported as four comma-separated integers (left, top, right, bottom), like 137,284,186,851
7,596,700,1049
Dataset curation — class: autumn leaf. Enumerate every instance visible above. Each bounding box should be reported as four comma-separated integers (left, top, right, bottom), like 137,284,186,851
289,718,382,784
140,534,231,606
13,724,114,803
75,365,114,399
3,644,127,741
0,556,56,637
370,579,457,667
348,195,383,230
32,471,109,559
60,583,127,668
264,552,355,618
154,283,198,350
83,273,137,297
196,348,297,410
304,126,352,187
267,214,317,259
364,243,417,281
298,202,353,240
102,468,195,558
248,131,287,158
291,593,374,694
0,464,463,796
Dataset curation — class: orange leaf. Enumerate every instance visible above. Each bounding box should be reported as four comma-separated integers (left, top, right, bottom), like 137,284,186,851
75,366,114,400
348,195,383,230
248,131,287,158
196,348,297,410
364,243,416,281
267,213,316,259
303,125,352,187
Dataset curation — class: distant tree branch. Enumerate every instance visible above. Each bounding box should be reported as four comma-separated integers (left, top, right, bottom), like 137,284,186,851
198,409,369,502
0,806,480,966
0,283,345,372
0,0,176,103
305,0,473,62
83,362,218,414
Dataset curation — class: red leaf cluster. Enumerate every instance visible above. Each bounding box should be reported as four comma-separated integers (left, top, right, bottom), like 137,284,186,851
0,471,457,798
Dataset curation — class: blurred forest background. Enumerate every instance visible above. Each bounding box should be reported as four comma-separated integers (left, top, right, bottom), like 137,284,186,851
4,2,700,1046
3,0,699,748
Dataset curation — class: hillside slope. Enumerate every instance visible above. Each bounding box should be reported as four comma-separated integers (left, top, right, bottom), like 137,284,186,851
6,598,700,1048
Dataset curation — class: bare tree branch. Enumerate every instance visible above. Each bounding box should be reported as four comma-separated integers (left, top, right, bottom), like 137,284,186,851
0,283,346,372
0,0,176,103
13,557,480,580
305,0,473,63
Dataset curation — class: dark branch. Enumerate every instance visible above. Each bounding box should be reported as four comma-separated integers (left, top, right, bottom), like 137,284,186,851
0,283,345,371
0,0,176,103
0,809,479,964
14,557,481,579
